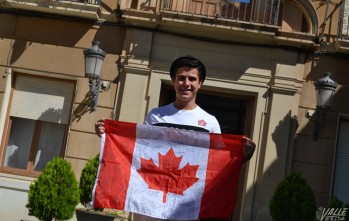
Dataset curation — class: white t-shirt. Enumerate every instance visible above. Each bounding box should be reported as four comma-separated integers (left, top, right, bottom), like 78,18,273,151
144,103,221,133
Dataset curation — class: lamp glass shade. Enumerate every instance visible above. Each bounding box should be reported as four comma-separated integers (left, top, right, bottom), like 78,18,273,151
315,72,337,110
316,87,335,109
83,41,106,78
85,56,103,78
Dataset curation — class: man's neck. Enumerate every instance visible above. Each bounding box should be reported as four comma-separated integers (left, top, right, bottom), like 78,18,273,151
173,101,197,110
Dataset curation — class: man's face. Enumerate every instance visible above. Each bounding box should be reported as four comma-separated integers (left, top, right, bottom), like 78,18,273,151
172,67,203,103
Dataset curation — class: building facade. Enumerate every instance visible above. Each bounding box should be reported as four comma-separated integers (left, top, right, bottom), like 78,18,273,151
0,0,348,220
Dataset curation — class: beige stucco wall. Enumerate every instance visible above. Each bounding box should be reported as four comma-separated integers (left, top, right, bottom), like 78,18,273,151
0,12,126,220
294,55,349,206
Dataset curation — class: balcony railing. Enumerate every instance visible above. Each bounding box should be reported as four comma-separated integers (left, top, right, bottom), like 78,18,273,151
60,0,101,5
161,0,280,26
338,0,349,40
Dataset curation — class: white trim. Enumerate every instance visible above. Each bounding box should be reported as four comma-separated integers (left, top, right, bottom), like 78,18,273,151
0,69,12,142
0,172,35,189
11,68,78,81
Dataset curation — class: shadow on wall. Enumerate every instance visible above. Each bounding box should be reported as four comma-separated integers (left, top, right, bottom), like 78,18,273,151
10,40,29,65
9,19,92,64
8,15,124,65
139,0,156,12
291,92,347,206
240,110,298,220
243,54,349,219
268,111,297,203
290,53,349,207
38,108,64,123
72,90,96,122
271,111,297,176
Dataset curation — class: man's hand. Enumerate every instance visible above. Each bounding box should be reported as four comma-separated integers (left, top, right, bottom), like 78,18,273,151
242,136,256,162
95,119,105,137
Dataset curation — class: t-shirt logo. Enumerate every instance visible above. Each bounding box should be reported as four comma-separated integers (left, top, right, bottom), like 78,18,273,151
198,119,207,126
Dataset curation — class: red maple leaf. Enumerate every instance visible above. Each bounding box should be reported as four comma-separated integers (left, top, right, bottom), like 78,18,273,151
137,148,199,203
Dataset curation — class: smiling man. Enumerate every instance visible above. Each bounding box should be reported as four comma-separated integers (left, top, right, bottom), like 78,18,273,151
143,55,221,133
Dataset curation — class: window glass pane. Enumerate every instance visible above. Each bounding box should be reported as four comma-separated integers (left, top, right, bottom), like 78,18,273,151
4,117,35,169
34,121,65,171
333,121,349,204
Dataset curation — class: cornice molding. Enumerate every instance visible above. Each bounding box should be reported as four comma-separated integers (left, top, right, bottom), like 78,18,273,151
4,0,100,20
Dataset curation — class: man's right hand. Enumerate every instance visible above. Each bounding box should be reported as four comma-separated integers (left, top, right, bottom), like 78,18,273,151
95,119,105,137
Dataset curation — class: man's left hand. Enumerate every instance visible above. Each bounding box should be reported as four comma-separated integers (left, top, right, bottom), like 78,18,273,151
242,136,256,162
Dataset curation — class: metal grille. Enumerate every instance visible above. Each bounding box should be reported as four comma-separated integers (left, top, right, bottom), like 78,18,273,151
61,0,101,6
162,0,280,26
338,0,349,40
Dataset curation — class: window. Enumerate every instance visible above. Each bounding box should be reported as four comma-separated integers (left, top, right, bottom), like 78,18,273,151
332,120,349,204
281,2,309,33
1,75,75,176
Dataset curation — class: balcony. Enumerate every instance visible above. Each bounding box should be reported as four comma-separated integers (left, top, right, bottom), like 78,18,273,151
335,0,349,52
161,0,280,27
4,0,101,20
337,0,349,40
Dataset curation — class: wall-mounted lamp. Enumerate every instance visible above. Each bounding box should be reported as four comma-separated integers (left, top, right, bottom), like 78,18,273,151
83,41,106,111
313,72,337,141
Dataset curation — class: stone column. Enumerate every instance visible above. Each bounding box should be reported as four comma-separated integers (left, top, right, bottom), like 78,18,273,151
114,29,153,123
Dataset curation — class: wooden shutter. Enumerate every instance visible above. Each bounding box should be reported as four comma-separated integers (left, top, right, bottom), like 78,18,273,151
333,120,349,204
10,75,75,124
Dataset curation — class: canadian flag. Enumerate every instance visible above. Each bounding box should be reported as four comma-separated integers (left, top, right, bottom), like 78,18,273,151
93,120,244,220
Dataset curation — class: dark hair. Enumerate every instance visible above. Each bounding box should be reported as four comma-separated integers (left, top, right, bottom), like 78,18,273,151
169,55,206,82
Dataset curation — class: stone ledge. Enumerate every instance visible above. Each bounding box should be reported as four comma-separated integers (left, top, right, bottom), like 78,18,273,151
5,0,101,20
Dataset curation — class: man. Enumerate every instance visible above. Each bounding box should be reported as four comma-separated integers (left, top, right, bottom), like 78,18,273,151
95,55,256,220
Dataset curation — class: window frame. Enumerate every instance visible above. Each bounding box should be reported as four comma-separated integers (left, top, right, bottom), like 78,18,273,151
0,74,74,177
331,118,349,204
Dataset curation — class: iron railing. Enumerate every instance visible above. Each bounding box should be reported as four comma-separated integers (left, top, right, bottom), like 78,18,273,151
161,0,280,26
61,0,101,6
338,0,349,40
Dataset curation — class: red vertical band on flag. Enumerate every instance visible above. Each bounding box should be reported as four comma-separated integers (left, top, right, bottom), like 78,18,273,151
199,134,244,219
93,120,137,209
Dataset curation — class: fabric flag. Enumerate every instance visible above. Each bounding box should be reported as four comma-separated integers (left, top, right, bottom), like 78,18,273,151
93,120,244,220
